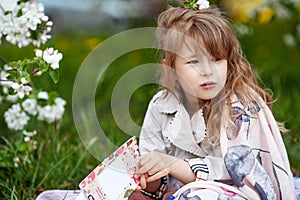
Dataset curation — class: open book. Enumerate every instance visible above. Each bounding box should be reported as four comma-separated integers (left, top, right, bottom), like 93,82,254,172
78,136,140,200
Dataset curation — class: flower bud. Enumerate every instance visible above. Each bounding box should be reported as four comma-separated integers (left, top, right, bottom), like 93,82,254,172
35,49,43,57
41,15,49,22
37,91,49,100
46,21,53,26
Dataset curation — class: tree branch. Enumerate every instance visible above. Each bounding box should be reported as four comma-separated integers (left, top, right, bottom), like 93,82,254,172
0,4,5,13
0,56,9,65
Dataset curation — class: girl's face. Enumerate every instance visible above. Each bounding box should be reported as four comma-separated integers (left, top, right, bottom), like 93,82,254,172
174,43,227,104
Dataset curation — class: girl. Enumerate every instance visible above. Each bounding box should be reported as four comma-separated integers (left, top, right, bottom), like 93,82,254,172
130,0,297,199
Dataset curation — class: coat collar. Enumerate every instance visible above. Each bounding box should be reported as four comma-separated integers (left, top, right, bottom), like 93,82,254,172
154,91,208,157
153,90,180,114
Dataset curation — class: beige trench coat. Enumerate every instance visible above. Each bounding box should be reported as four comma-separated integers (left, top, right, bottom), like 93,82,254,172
139,90,296,200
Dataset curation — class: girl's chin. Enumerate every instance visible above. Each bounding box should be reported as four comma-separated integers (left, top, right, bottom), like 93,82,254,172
185,93,218,101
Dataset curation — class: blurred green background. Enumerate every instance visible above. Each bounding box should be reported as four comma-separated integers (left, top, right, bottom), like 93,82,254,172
0,0,299,199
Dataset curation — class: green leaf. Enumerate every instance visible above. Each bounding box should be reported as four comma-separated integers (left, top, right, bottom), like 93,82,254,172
183,0,199,10
9,61,17,68
20,71,31,82
19,0,31,3
39,62,49,73
123,189,135,198
49,69,59,84
19,143,27,152
7,87,15,95
14,140,27,152
48,91,59,103
183,2,192,9
31,30,38,40
17,9,23,17
192,3,199,10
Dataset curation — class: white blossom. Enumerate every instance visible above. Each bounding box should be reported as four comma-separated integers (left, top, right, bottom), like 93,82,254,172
11,82,32,99
24,136,30,142
23,130,37,137
274,4,290,19
46,21,53,26
22,2,44,31
234,23,254,37
23,130,37,142
2,87,8,94
6,94,18,103
37,105,56,123
37,97,66,123
0,0,18,11
35,49,43,57
23,153,31,164
20,77,28,84
53,104,65,120
13,157,20,167
32,68,42,76
196,0,210,9
1,13,15,35
4,103,30,131
22,98,38,115
33,33,51,47
55,97,67,107
0,0,52,47
0,70,13,88
6,33,32,48
283,33,296,47
42,48,63,69
32,140,38,150
41,15,49,22
37,91,48,100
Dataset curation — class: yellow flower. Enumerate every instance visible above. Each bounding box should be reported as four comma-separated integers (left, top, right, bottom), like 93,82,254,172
234,10,250,22
295,3,300,12
258,7,274,23
222,0,263,22
85,37,101,50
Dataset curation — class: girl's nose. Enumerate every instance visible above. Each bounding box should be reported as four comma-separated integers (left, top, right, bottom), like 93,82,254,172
194,61,213,76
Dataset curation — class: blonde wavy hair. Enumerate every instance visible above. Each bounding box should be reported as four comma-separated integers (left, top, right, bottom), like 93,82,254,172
156,5,273,150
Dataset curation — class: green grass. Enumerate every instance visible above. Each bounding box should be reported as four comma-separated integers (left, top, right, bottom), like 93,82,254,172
240,20,300,171
0,19,299,199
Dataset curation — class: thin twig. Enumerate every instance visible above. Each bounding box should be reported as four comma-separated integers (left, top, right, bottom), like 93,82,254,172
0,79,13,82
30,68,41,77
0,68,18,72
0,4,5,13
0,56,9,65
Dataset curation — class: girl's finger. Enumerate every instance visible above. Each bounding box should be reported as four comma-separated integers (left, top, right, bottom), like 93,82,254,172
138,161,157,174
135,185,142,191
140,174,147,189
147,167,161,176
146,169,168,183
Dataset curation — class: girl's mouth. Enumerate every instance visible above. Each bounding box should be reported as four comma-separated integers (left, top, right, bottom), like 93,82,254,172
200,82,217,89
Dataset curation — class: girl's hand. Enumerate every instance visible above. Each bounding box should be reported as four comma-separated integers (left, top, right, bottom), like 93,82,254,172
138,152,177,182
135,152,195,191
134,173,148,190
134,173,161,192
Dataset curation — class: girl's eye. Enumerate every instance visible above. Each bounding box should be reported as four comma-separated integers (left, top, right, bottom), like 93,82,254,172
211,58,220,62
186,60,199,64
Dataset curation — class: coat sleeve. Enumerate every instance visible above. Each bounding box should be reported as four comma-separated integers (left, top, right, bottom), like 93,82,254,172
139,96,167,155
138,96,170,199
185,156,232,181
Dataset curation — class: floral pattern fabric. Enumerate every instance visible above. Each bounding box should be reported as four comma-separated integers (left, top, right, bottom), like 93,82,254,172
139,90,296,200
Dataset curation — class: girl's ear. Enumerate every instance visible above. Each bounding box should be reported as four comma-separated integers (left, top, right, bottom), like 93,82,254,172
161,58,166,65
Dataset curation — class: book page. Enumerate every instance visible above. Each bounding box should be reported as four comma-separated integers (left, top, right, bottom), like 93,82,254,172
97,155,131,200
79,136,140,200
